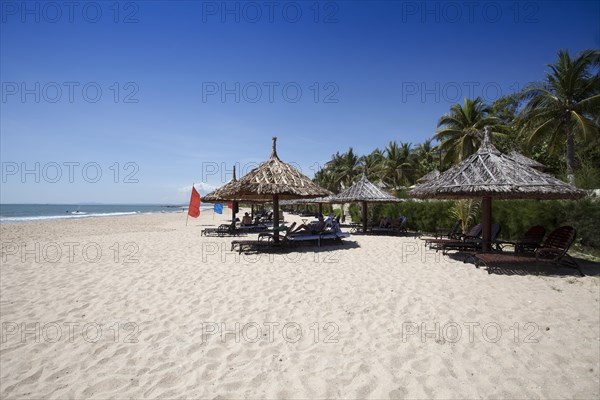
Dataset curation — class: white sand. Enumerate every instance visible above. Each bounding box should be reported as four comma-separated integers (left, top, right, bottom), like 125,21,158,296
1,210,599,399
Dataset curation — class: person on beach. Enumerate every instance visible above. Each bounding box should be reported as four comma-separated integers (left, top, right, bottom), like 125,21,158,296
294,214,326,234
379,216,392,228
241,212,253,225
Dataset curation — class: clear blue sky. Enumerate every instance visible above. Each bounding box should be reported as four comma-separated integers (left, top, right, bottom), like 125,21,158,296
1,0,598,204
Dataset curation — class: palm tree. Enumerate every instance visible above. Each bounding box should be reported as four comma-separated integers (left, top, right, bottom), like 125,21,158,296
414,139,439,176
383,141,416,190
314,168,339,193
325,148,361,189
322,147,361,223
435,97,505,165
359,148,384,181
519,49,600,184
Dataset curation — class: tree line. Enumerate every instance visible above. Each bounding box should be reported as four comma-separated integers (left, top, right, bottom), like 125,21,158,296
315,49,599,193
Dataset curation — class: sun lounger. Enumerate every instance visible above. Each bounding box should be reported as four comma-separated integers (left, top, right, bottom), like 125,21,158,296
422,219,462,245
370,216,409,235
472,226,583,276
495,225,546,253
237,224,269,233
202,222,269,237
231,222,350,253
201,223,243,237
440,224,501,254
426,223,483,251
230,222,297,254
287,230,350,247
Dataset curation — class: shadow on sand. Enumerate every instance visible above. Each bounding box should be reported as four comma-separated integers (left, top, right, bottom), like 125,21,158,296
447,252,600,277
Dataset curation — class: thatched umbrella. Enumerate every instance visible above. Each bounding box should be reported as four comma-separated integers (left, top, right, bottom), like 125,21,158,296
214,137,332,242
326,173,403,233
508,150,546,170
409,127,586,251
281,195,336,216
417,169,441,183
202,166,241,223
202,165,238,204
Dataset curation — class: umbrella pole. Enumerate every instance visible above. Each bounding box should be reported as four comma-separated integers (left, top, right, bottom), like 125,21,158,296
232,201,238,225
482,196,492,252
273,194,280,243
362,201,368,234
318,203,323,216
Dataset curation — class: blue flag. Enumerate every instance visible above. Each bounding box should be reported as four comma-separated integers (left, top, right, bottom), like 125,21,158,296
214,203,223,214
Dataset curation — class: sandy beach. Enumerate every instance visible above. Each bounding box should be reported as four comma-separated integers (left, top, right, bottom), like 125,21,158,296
1,211,599,399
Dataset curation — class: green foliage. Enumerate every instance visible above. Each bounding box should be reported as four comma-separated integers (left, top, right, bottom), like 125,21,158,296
348,198,600,253
518,49,600,183
399,201,455,232
574,143,600,189
348,203,360,223
492,198,600,250
349,200,455,233
435,97,508,165
450,199,481,232
562,198,600,250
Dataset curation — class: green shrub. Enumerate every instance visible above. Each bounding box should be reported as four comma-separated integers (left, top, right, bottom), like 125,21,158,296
347,198,599,253
493,198,599,252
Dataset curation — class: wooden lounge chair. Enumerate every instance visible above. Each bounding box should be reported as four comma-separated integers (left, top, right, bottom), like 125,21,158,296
286,231,350,247
495,225,546,254
230,222,297,254
422,219,462,246
286,221,350,247
201,222,242,237
426,223,483,251
472,226,583,276
237,224,269,233
441,224,501,254
371,216,408,235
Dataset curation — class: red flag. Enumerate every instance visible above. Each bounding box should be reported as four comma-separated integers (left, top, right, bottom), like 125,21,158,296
188,187,201,218
227,202,233,209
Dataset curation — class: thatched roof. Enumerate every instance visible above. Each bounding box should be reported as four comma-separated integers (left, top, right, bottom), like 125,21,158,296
201,166,237,203
409,128,586,200
280,196,333,206
216,137,332,201
508,151,545,170
201,166,268,203
327,173,403,203
417,169,441,183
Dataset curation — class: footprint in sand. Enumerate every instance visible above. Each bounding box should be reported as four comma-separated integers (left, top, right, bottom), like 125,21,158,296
81,377,129,398
409,357,430,374
389,387,408,399
3,367,44,397
44,367,73,382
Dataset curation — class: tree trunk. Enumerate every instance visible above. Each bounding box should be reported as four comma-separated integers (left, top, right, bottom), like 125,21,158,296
565,130,575,185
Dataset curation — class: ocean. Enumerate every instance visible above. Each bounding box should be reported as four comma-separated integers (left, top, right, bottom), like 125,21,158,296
0,204,214,224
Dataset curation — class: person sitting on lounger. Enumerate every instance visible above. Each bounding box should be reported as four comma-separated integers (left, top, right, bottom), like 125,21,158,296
379,216,392,228
241,212,253,226
293,214,326,234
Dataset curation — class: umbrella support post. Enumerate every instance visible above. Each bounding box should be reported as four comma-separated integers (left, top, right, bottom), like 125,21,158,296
232,201,238,225
273,195,280,243
362,201,368,234
482,196,492,252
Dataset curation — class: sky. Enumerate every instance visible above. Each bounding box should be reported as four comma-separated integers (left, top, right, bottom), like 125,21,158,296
1,0,599,204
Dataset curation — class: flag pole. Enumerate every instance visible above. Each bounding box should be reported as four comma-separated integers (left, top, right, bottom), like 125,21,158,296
186,182,194,226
